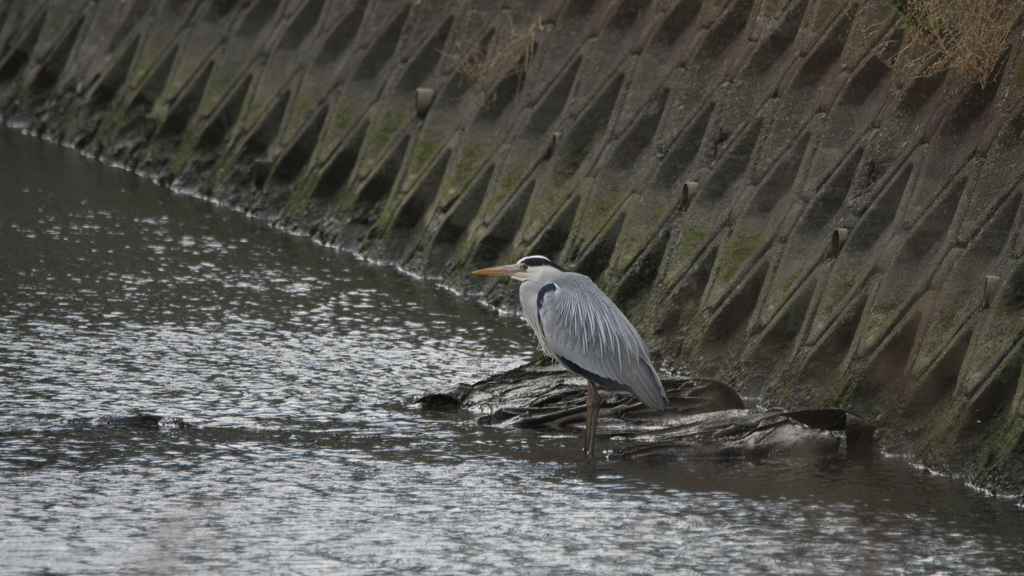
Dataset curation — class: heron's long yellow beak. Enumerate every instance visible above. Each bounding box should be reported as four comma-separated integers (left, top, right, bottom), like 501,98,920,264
472,264,517,276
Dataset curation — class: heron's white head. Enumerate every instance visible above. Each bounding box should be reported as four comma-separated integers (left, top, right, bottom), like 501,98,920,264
472,255,565,282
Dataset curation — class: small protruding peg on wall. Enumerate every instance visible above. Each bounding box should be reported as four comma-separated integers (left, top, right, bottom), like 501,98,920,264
983,275,1001,309
831,228,849,258
549,131,563,157
415,87,435,117
681,181,697,211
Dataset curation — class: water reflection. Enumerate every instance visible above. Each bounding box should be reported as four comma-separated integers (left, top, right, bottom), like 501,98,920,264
2,128,1024,575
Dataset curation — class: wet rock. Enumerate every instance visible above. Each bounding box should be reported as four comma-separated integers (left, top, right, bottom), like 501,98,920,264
617,410,846,461
419,363,874,459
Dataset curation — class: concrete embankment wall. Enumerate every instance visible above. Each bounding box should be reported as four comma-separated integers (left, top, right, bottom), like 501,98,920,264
3,0,1024,495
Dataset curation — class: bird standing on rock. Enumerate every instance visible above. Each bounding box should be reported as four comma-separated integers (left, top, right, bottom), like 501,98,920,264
473,255,668,457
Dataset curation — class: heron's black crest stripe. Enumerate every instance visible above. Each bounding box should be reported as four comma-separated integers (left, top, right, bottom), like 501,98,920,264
536,283,557,311
534,282,557,337
557,356,631,393
521,257,564,271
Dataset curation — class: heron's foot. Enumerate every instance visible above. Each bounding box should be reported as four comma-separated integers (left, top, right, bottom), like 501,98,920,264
583,433,595,458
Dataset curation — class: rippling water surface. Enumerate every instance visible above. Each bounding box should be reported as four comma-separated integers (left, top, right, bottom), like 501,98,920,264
3,128,1024,575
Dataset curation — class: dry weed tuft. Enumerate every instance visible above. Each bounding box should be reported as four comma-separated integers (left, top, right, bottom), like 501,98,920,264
443,10,544,105
870,0,1024,86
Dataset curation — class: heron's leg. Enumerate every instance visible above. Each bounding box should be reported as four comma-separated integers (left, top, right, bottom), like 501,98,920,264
584,380,601,458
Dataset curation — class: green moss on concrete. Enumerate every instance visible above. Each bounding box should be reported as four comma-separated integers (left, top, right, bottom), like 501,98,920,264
284,92,322,142
717,229,763,287
372,200,401,235
453,228,485,268
410,133,442,178
933,299,964,340
808,260,866,342
167,131,202,174
956,313,1024,398
483,164,525,222
364,109,408,166
9,82,33,107
328,105,357,142
454,144,487,184
861,294,904,346
767,266,803,313
200,71,234,116
680,221,714,260
282,169,322,217
981,414,1024,476
617,221,655,266
613,210,664,274
819,370,876,417
519,179,582,242
131,32,175,89
827,275,858,308
580,182,629,237
677,306,715,358
441,143,489,206
915,387,1024,492
912,294,969,374
657,216,715,290
609,192,684,275
765,358,805,405
919,396,970,463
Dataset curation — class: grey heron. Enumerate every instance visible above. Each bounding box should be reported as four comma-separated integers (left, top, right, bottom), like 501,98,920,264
473,255,668,457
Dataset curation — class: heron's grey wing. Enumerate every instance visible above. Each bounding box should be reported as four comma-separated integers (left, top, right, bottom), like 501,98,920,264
536,274,668,410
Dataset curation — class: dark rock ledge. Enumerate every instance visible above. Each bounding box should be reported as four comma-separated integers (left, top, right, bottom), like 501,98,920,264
418,362,876,460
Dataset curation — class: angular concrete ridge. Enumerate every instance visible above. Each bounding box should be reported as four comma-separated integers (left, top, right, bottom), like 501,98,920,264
2,0,1023,495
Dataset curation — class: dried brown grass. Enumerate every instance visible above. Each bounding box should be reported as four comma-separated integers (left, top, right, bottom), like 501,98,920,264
443,10,543,105
872,0,1024,86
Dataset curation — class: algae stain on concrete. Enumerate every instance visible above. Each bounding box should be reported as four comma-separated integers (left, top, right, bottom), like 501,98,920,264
611,193,680,271
919,397,969,463
980,414,1024,477
659,217,715,288
810,260,867,340
168,131,204,174
484,164,525,222
201,72,234,115
809,368,866,418
521,180,580,243
284,170,322,216
372,190,407,234
325,105,356,143
767,266,803,315
716,229,764,290
410,133,441,178
286,92,323,140
574,183,629,243
441,143,488,206
364,109,408,165
861,294,905,345
613,210,662,273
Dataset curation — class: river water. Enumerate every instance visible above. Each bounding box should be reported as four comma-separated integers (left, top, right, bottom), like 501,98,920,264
2,127,1024,575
